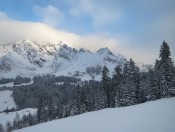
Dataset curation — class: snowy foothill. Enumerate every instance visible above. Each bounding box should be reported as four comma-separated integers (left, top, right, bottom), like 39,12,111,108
15,97,175,132
0,90,17,112
0,108,37,130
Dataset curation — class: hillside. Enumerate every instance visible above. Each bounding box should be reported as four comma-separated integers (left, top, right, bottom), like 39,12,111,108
0,108,36,130
15,97,175,132
0,90,16,112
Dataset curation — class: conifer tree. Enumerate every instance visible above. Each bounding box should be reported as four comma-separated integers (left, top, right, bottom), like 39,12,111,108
101,66,112,107
75,84,82,114
74,84,86,115
47,97,56,121
112,65,122,107
159,41,175,97
37,96,45,123
119,62,129,106
95,83,107,110
147,69,157,101
120,59,139,106
128,59,140,104
28,113,35,126
139,72,148,103
12,113,20,130
56,102,62,119
154,59,161,99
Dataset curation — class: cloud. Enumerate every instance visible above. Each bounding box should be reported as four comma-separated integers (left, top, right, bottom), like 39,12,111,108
0,20,79,45
0,11,10,20
0,18,118,52
33,5,64,28
68,0,122,26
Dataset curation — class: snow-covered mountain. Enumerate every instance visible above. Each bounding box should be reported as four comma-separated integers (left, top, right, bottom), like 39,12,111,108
14,97,175,132
0,40,127,80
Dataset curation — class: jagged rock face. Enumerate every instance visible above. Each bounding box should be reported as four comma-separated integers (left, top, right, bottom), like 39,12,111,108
0,55,14,72
57,44,78,61
0,39,129,80
52,44,82,72
12,40,46,67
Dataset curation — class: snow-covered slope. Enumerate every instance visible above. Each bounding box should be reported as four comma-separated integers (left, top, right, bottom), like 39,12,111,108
0,90,17,112
0,108,37,130
0,40,127,80
0,82,14,88
15,97,175,132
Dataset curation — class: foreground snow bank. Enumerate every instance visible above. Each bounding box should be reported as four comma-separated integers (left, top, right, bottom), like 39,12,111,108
15,98,175,132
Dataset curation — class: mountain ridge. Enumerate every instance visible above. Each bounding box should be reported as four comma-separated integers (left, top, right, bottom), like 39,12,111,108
0,39,149,80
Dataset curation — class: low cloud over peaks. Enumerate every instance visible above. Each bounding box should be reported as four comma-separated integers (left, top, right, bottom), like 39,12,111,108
0,14,119,54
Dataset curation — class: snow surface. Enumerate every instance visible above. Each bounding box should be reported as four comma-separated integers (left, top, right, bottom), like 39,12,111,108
0,82,14,88
15,97,175,132
0,90,17,112
0,108,37,130
0,79,34,88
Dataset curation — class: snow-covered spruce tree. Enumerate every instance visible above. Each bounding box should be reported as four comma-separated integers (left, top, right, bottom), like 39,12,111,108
146,69,157,101
140,70,154,102
27,113,36,126
112,65,122,107
159,41,175,97
74,84,81,115
84,88,95,112
74,84,86,115
37,96,46,123
120,59,140,106
95,82,107,110
47,97,56,121
56,102,62,119
119,62,129,106
101,65,113,108
154,59,161,99
12,113,20,130
139,72,149,103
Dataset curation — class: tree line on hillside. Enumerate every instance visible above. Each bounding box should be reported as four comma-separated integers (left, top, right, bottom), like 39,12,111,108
1,41,175,131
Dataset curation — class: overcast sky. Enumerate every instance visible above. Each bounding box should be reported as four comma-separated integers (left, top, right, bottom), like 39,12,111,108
0,0,174,64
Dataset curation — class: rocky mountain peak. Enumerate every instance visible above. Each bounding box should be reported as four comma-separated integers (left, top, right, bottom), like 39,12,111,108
96,47,113,55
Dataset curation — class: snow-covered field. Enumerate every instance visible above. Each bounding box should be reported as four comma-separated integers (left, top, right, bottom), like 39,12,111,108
0,90,17,112
15,97,175,132
0,79,34,88
0,108,37,129
0,82,14,88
